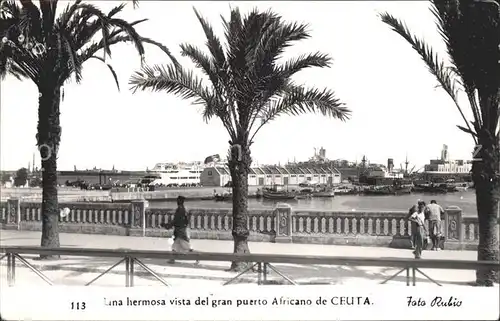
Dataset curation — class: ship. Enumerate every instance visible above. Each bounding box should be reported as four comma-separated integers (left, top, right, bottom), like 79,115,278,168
141,162,206,187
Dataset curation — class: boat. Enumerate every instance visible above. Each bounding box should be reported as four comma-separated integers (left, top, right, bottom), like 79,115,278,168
333,186,358,195
262,190,297,200
298,188,313,196
454,183,469,192
422,183,448,194
215,192,232,201
262,185,297,200
393,185,412,195
311,187,335,198
363,184,412,196
295,188,313,199
363,186,394,196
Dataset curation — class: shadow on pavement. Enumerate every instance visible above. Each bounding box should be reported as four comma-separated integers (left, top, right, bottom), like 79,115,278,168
0,251,473,286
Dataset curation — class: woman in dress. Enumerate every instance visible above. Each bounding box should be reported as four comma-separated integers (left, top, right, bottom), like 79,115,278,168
161,196,198,264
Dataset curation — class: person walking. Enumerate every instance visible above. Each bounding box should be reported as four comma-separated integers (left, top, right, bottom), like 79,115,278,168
408,202,427,259
160,196,198,265
426,200,444,251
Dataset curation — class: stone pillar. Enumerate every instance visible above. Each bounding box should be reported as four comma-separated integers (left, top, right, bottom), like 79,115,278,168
7,198,21,230
444,206,463,247
130,199,149,236
274,203,293,243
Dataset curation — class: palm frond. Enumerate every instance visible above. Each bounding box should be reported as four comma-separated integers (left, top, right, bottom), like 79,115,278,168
180,43,219,87
56,0,82,28
108,3,126,18
278,53,332,78
380,12,477,142
139,36,179,68
80,34,178,70
67,3,112,57
59,28,82,82
107,17,145,58
129,64,214,103
129,63,236,139
0,41,40,81
129,7,345,143
89,55,120,90
5,59,30,79
18,0,42,40
251,85,350,142
429,1,484,131
192,7,226,68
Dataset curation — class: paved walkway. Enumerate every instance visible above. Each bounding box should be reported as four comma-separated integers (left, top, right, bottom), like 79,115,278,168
0,230,491,287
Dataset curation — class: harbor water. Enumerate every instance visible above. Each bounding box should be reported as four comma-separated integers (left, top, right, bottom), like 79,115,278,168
149,190,478,217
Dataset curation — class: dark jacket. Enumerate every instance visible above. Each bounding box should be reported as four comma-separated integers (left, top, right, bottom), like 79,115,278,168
165,206,189,241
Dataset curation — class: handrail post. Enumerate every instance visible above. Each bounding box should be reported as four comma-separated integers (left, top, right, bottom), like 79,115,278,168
11,254,15,285
406,266,410,286
444,206,463,249
274,203,293,243
7,198,21,230
7,252,15,286
412,267,416,286
125,256,130,287
257,262,262,285
263,263,268,284
129,257,135,287
130,200,147,237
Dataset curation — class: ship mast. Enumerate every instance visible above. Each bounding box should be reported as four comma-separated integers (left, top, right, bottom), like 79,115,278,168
405,154,409,175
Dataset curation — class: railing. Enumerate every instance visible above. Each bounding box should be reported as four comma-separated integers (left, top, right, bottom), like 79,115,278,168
0,246,498,287
0,199,486,249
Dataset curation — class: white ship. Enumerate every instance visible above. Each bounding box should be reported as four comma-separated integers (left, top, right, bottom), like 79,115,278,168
141,162,205,186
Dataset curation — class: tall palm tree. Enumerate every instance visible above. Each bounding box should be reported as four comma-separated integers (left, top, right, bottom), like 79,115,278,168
0,0,176,257
129,7,350,270
380,0,499,286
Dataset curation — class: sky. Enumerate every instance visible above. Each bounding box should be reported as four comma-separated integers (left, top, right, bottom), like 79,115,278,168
0,1,478,171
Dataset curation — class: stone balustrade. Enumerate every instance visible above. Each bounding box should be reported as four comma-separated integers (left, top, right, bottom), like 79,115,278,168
0,199,486,250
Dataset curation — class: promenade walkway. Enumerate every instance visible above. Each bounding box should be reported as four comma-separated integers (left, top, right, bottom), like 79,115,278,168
0,230,489,287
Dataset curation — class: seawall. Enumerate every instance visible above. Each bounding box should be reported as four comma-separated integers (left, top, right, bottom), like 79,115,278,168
0,199,490,251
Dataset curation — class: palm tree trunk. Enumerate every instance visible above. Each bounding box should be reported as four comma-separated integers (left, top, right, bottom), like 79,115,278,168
37,85,62,260
473,138,500,286
228,143,251,271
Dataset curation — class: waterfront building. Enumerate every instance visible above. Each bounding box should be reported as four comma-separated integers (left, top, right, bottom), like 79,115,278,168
199,166,232,187
200,164,341,187
423,145,472,181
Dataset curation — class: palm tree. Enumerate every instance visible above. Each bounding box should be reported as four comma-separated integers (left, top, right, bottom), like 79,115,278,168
380,0,499,286
129,7,350,270
0,0,176,257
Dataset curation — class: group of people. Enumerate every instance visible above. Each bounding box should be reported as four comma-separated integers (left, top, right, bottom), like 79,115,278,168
407,199,445,259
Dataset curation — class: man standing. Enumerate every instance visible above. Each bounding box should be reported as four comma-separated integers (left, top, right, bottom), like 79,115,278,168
426,200,445,251
409,202,427,259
